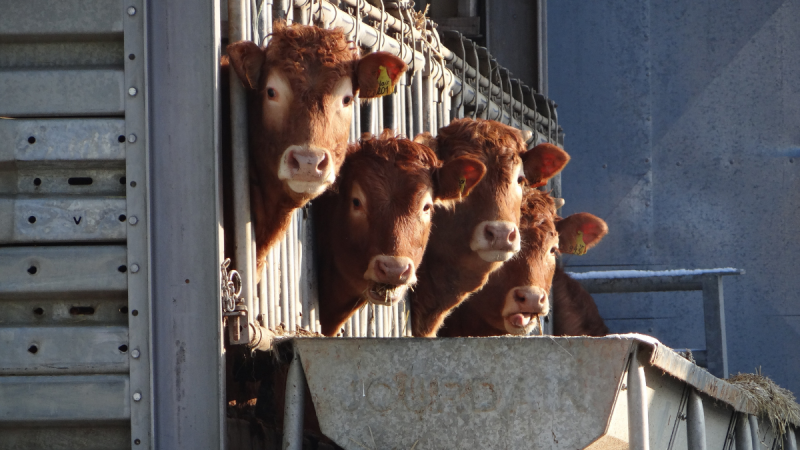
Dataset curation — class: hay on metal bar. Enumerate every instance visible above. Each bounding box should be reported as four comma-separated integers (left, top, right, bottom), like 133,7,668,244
727,371,800,437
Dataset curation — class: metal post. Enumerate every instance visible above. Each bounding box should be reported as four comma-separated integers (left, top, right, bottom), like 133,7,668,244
702,275,728,378
747,415,760,450
412,69,423,137
735,413,753,450
282,348,307,450
229,0,254,344
786,429,798,450
688,389,706,450
149,0,225,447
627,345,649,450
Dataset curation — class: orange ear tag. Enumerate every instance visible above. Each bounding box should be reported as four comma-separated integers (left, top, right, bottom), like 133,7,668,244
574,230,587,256
376,66,393,97
458,176,467,195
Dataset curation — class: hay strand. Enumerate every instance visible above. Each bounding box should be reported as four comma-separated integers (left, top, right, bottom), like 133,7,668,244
728,370,800,437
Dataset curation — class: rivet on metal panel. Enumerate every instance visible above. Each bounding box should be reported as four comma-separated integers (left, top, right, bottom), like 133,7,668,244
134,439,141,445
129,216,139,225
133,391,142,402
129,87,138,96
128,134,137,143
130,264,140,273
132,349,141,359
127,6,137,16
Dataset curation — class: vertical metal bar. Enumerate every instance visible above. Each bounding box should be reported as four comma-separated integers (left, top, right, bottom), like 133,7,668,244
735,413,753,450
259,265,268,326
405,85,413,138
149,0,224,446
376,97,384,134
627,345,650,450
352,310,360,337
398,77,406,136
412,70,423,137
268,247,276,329
688,389,706,450
296,212,305,330
392,302,400,337
786,428,798,450
747,415,760,450
375,303,384,337
280,234,290,329
702,275,729,378
287,222,297,331
282,348,306,450
353,93,361,141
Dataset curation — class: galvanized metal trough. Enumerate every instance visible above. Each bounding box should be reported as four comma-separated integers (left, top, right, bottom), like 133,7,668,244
281,334,798,450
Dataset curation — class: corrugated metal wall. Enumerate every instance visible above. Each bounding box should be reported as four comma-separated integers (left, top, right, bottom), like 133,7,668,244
0,0,150,448
549,0,800,395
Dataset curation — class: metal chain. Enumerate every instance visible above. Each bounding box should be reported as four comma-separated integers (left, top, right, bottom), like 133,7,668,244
220,258,242,313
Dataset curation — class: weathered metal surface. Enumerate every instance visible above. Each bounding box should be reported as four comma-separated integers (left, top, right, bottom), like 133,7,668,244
0,0,122,40
643,364,689,450
0,326,129,375
628,345,650,450
0,297,127,326
0,245,127,298
0,375,130,422
699,392,735,450
0,197,126,243
3,168,128,196
296,337,632,450
688,389,706,450
0,425,130,450
0,69,125,117
0,119,126,164
0,41,124,69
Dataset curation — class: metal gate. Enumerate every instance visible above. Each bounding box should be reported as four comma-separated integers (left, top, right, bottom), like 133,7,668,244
0,0,150,448
225,0,563,344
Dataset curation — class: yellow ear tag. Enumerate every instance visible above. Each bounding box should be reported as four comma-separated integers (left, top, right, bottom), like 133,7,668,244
376,66,392,97
574,230,587,256
458,176,467,195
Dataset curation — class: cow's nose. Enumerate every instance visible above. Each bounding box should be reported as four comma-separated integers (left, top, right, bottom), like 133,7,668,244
512,286,549,314
368,256,415,285
482,222,519,251
287,148,329,181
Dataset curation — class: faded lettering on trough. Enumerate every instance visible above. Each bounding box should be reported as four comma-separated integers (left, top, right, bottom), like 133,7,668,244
295,337,635,450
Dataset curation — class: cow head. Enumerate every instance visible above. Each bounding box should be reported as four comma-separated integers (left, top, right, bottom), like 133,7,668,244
466,189,559,335
328,131,485,307
556,212,608,256
227,22,407,200
416,119,569,272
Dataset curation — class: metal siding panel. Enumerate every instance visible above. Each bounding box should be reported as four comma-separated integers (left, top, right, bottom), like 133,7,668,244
0,197,126,243
0,425,130,450
0,119,126,164
0,245,127,298
0,0,123,40
0,69,125,117
0,326,129,375
0,375,130,422
0,41,124,69
0,297,127,326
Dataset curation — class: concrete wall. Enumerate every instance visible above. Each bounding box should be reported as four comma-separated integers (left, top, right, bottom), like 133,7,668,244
548,0,800,393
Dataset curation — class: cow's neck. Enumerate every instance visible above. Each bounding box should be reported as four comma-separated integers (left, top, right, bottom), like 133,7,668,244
318,262,368,336
438,301,500,337
411,249,497,337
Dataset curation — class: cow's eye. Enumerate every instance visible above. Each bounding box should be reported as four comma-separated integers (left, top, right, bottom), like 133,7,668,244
352,198,361,208
517,176,527,185
550,246,558,254
343,95,353,106
267,88,276,99
422,203,432,213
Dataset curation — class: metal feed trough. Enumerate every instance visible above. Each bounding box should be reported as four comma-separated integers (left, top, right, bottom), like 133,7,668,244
224,0,563,346
279,335,800,450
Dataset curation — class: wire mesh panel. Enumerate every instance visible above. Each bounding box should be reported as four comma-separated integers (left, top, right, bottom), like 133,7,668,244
230,0,562,341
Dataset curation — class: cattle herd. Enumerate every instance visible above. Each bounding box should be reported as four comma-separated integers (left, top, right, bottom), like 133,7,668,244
226,22,611,340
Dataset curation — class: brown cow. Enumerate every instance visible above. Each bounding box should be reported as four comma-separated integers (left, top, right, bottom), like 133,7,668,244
410,119,570,336
439,209,609,337
314,131,485,336
439,188,559,337
552,213,610,336
226,22,407,270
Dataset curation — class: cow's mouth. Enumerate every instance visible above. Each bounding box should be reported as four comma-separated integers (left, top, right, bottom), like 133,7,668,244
366,283,408,306
504,312,543,335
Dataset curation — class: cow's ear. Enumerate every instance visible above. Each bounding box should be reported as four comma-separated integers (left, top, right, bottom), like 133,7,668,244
413,132,437,152
556,213,608,255
356,52,408,99
522,143,570,187
434,156,486,201
227,40,265,90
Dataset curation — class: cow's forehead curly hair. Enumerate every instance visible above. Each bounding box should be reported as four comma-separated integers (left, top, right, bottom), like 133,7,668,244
264,22,359,95
353,130,441,171
520,188,557,249
434,118,526,182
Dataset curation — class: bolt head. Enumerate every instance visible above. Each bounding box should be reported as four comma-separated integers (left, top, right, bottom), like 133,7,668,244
131,349,141,359
128,87,138,96
133,392,142,402
127,134,137,143
130,264,140,273
127,6,137,16
128,216,138,225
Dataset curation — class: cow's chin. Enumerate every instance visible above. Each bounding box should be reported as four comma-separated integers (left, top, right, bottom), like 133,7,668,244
476,250,516,263
365,283,409,306
503,313,541,335
286,179,330,197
